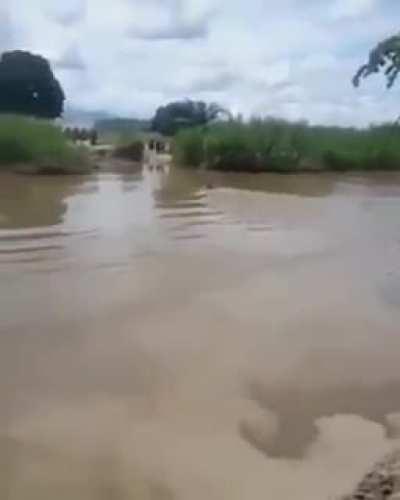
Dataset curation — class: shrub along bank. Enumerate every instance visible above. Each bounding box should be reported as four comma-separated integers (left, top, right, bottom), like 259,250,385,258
174,119,400,172
0,115,91,174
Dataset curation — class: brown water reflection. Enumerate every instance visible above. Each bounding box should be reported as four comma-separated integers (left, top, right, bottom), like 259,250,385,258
2,167,400,500
203,170,337,197
0,173,90,228
242,380,400,459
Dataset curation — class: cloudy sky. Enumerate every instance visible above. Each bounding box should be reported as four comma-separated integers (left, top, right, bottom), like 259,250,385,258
1,0,400,126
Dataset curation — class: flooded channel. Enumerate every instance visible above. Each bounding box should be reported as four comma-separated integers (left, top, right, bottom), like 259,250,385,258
1,167,400,499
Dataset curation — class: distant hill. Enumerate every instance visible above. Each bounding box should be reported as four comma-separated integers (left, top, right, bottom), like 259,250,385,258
61,107,114,128
95,118,151,134
60,107,151,138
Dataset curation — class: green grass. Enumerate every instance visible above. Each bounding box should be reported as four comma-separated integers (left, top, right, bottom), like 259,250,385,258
173,127,205,167
174,119,400,172
0,115,92,174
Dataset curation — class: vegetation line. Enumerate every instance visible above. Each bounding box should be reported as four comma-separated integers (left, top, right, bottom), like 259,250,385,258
173,119,400,173
0,115,91,174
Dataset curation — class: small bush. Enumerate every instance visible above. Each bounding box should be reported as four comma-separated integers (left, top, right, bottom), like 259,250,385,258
113,141,144,161
173,127,205,167
323,151,358,171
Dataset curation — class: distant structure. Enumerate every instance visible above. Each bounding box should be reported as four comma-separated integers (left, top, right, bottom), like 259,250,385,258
147,137,170,154
64,127,98,146
144,135,171,171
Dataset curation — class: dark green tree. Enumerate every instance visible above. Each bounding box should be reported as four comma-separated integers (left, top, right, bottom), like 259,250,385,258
0,51,65,118
354,34,400,88
151,100,230,136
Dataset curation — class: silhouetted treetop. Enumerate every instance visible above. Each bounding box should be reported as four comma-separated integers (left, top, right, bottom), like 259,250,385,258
354,34,400,88
152,100,231,136
0,50,65,118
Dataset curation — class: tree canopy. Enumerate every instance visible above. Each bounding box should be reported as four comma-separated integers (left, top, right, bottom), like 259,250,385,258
151,100,231,136
354,34,400,88
0,51,65,119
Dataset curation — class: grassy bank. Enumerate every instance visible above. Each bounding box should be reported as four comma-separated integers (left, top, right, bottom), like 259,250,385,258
174,119,400,172
0,115,92,174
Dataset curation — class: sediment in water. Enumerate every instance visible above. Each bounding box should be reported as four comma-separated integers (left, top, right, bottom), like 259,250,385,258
343,450,400,500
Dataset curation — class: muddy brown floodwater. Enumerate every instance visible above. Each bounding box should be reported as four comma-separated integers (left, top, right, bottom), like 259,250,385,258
1,167,400,500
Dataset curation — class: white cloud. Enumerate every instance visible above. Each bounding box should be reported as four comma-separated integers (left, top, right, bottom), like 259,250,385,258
42,0,86,26
1,0,400,126
330,0,377,20
0,3,13,52
54,45,86,71
127,0,213,40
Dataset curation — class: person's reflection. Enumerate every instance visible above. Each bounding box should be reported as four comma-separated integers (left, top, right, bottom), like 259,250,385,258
151,166,205,210
143,163,170,192
119,171,143,193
